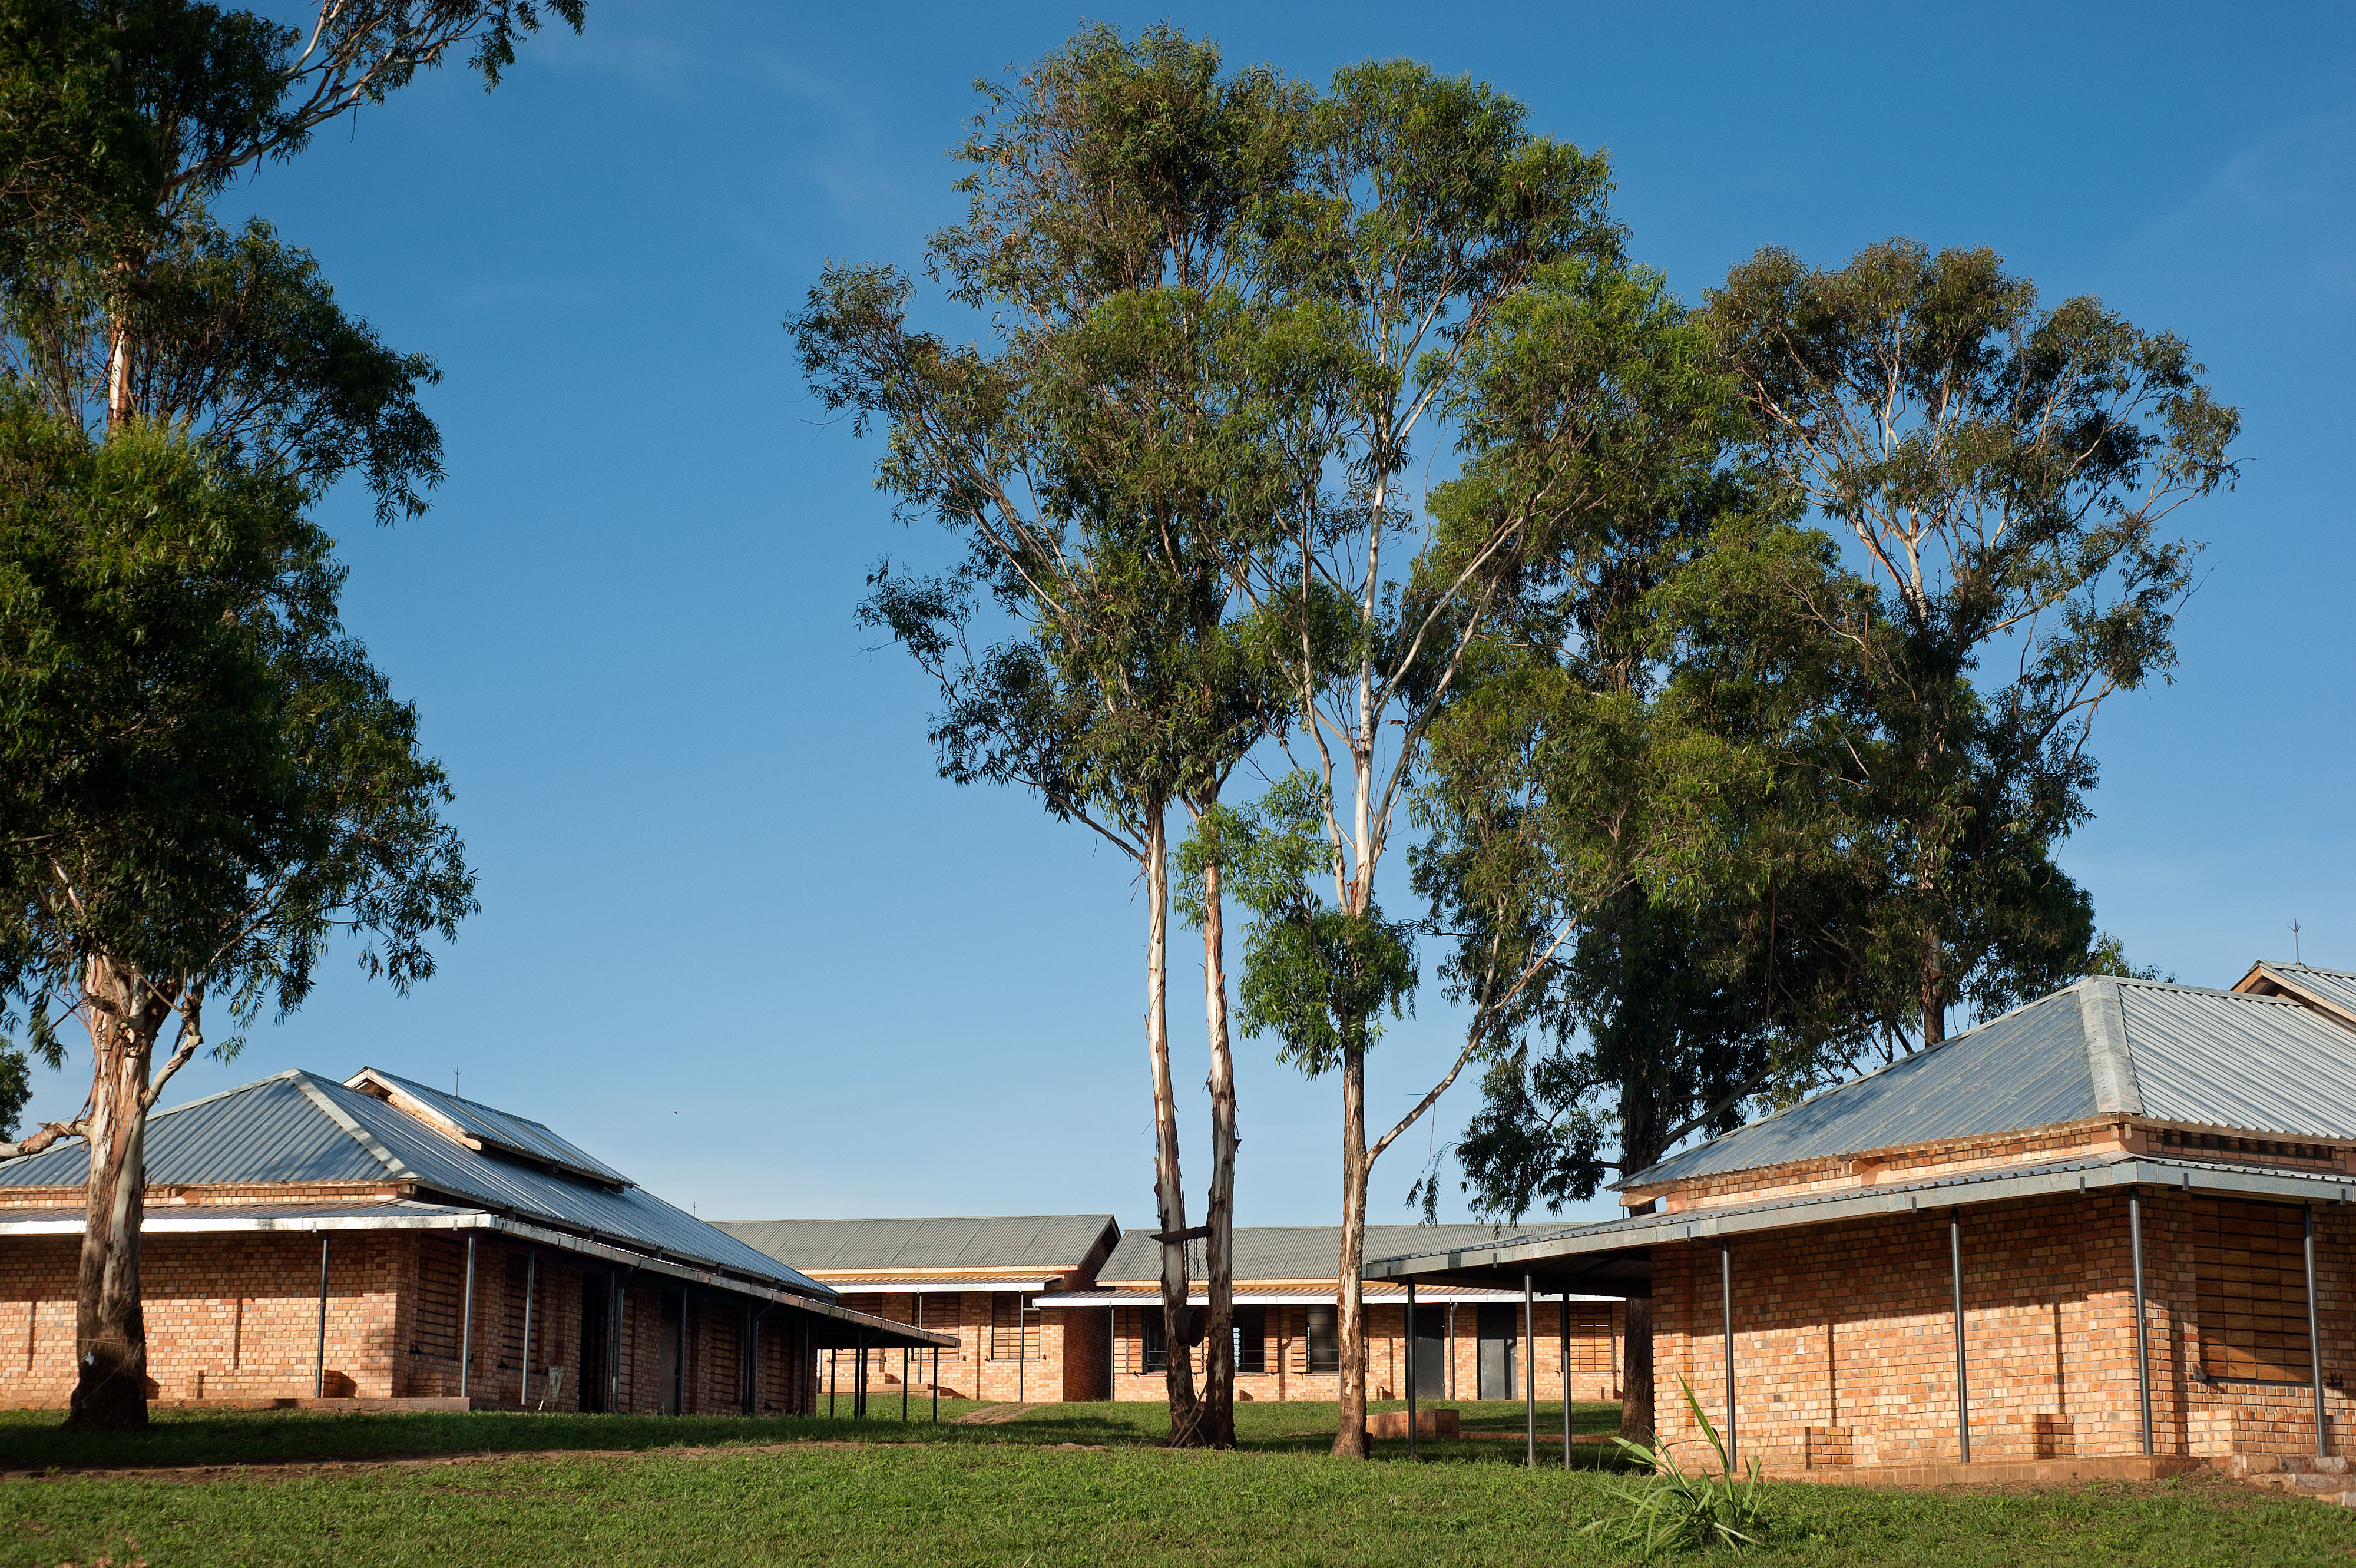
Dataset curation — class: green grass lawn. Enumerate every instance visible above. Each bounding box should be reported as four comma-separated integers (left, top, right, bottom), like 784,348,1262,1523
0,1404,2348,1566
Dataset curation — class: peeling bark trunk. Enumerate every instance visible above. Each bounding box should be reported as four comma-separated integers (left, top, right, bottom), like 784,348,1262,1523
1199,858,1237,1449
1330,1033,1369,1459
1143,812,1202,1442
67,955,171,1431
1617,1055,1665,1446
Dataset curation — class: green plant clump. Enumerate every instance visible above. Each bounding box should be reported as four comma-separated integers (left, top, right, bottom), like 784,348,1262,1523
1587,1380,1770,1555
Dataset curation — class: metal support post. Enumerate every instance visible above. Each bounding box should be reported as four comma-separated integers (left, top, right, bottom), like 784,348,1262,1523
2130,1189,2153,1455
1445,1302,1455,1400
459,1233,477,1401
932,1345,939,1423
1524,1273,1537,1468
828,1345,838,1418
1405,1280,1418,1461
1951,1210,1970,1464
1722,1243,1736,1467
856,1329,868,1419
2309,1206,2328,1457
902,1344,909,1422
1561,1290,1572,1471
315,1233,330,1398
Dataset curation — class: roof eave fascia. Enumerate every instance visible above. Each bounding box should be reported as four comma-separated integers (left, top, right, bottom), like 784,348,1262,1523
1617,1114,2129,1201
1366,1158,2356,1280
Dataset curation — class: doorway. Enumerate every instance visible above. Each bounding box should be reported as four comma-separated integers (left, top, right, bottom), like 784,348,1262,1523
1411,1306,1446,1399
1477,1303,1518,1400
579,1272,610,1412
657,1289,684,1415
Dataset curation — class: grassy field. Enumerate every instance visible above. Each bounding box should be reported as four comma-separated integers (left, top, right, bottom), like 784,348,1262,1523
1,1402,2349,1566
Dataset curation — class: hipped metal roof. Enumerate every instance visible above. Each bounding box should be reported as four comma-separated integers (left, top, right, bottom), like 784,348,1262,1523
1097,1224,1537,1286
1033,1285,1613,1307
714,1215,1119,1273
0,1069,829,1296
1624,974,2356,1190
2237,960,2356,1030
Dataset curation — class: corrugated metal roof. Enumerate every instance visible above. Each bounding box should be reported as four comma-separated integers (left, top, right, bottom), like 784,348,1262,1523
0,1069,826,1295
818,1276,1061,1293
1629,977,2356,1189
714,1215,1118,1272
1097,1224,1537,1286
347,1067,632,1187
1034,1285,1611,1306
2246,961,2356,1027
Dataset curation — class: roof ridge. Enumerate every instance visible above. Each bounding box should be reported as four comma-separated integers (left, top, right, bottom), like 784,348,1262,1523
291,1075,416,1183
145,1066,309,1122
2078,975,2144,1114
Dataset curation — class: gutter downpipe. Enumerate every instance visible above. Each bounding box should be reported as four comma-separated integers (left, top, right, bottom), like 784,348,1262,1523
458,1233,477,1401
1951,1210,1970,1464
316,1233,330,1394
2130,1189,2153,1456
1405,1279,1417,1462
1722,1242,1736,1468
519,1250,537,1408
2309,1206,2328,1457
1524,1272,1537,1468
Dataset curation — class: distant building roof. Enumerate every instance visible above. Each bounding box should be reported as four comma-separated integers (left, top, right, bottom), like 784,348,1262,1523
714,1215,1119,1274
1627,974,2356,1190
0,1069,823,1295
1098,1224,1533,1286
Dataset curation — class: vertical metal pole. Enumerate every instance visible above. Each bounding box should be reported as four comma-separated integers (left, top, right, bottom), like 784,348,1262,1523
932,1345,939,1423
1951,1210,1970,1464
828,1345,837,1418
459,1233,477,1401
1405,1280,1418,1461
2308,1206,2328,1457
856,1329,868,1419
1561,1291,1572,1471
1446,1302,1455,1400
1722,1243,1736,1468
1017,1294,1027,1404
520,1251,537,1408
2130,1190,2153,1456
902,1344,909,1422
315,1233,330,1398
1524,1273,1537,1468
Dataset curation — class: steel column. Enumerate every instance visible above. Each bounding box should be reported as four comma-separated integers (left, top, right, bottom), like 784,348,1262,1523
313,1233,332,1394
2130,1190,2153,1456
828,1345,838,1418
2309,1206,2328,1457
1561,1290,1571,1471
1722,1242,1736,1467
459,1234,477,1400
1524,1273,1537,1468
1405,1279,1418,1462
1445,1302,1456,1400
1951,1210,1970,1463
932,1345,939,1423
902,1345,909,1423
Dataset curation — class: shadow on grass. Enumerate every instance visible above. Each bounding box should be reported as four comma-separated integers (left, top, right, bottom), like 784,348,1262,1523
0,1398,1636,1474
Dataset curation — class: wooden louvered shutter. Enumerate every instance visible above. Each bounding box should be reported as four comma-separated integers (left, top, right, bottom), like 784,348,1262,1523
2193,1197,2314,1383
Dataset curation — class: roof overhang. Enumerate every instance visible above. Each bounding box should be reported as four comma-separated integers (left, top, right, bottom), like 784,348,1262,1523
1365,1154,2356,1296
1035,1286,1620,1308
2233,962,2356,1032
817,1276,1060,1294
0,1201,952,1349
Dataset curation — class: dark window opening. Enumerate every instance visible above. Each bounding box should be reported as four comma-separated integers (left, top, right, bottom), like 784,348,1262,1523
1140,1306,1168,1372
1234,1306,1266,1374
1305,1305,1339,1374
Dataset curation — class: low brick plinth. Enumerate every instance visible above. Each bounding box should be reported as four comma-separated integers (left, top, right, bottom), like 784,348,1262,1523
1781,1455,2206,1488
1366,1408,1459,1439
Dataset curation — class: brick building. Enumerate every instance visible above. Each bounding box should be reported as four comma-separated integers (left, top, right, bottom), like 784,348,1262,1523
0,1067,947,1412
715,1215,1120,1403
1038,1225,1625,1405
1370,964,2356,1477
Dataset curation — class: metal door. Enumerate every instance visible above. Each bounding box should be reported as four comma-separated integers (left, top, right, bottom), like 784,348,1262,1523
1411,1306,1447,1398
1477,1302,1518,1400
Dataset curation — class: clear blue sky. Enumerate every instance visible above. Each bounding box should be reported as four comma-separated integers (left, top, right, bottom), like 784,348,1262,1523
23,1,2353,1234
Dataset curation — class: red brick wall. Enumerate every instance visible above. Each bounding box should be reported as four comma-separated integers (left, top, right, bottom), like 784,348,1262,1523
1103,1299,1626,1404
1650,1192,2356,1471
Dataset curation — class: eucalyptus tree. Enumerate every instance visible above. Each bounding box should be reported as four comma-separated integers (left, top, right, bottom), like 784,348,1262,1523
1226,232,1748,1454
1703,239,2238,1046
0,0,577,1431
795,25,1299,1445
0,396,475,1430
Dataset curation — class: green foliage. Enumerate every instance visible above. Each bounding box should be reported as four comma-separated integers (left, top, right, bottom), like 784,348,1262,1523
1182,774,1418,1075
0,392,474,1061
1586,1380,1769,1556
1701,237,2238,1044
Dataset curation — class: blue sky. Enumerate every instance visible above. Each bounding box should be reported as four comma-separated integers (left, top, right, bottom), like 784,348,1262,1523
22,1,2353,1235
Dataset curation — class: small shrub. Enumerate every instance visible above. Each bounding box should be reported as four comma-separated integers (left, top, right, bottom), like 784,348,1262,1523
1581,1379,1768,1556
